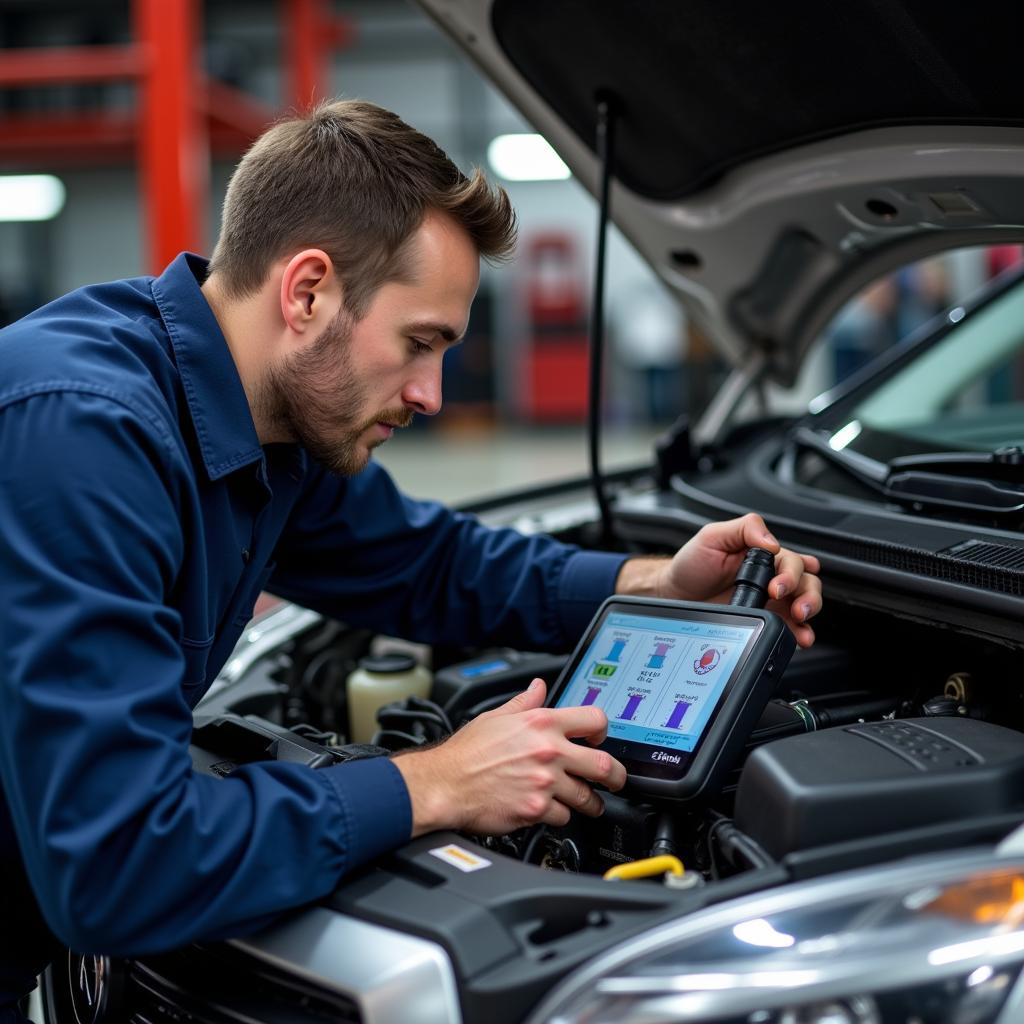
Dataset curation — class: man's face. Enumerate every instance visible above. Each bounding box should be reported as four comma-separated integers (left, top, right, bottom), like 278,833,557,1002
258,212,480,475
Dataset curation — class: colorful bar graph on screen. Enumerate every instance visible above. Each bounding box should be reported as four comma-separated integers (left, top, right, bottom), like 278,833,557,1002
665,700,690,729
605,639,627,662
646,642,671,669
582,686,601,706
620,694,643,721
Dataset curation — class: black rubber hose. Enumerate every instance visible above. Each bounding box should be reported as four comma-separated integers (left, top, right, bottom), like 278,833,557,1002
711,816,774,870
588,96,616,544
812,698,900,728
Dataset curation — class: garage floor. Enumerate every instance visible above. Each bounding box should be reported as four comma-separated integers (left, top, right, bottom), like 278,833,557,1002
374,424,660,504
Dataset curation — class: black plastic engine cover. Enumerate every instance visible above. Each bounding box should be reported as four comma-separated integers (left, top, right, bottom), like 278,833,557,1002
735,717,1024,859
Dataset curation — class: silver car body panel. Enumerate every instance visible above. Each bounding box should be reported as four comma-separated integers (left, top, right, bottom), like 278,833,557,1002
231,906,462,1024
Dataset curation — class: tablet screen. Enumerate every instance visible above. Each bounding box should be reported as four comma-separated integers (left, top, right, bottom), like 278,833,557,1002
554,610,759,759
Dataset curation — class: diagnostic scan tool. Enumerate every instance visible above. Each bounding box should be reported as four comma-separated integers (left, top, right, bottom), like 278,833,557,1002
548,549,796,800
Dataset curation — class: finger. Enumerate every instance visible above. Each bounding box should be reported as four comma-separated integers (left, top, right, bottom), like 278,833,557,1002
789,620,816,649
489,677,547,718
547,704,609,742
552,775,605,818
768,599,818,649
791,574,823,622
770,550,822,601
539,801,572,828
773,572,822,623
800,553,822,575
775,549,821,578
770,549,807,599
701,512,779,556
562,744,628,792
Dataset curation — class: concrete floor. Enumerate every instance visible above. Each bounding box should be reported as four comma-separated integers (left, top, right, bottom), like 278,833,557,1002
373,423,660,504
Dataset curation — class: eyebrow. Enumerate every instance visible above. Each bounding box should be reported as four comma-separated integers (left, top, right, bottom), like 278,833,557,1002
405,320,466,345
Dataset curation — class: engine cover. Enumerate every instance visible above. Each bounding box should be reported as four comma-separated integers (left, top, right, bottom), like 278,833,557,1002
735,717,1024,859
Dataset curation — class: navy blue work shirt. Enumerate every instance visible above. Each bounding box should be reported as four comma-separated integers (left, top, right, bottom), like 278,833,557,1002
0,253,627,1009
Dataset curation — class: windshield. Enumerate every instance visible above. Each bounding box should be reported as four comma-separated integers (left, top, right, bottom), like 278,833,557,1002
784,260,1024,525
810,268,1024,467
847,272,1024,454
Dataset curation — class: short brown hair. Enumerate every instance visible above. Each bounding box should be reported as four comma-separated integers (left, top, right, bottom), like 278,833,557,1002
209,99,517,316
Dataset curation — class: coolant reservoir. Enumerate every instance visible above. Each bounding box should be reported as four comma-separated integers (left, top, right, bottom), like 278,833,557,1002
346,654,433,743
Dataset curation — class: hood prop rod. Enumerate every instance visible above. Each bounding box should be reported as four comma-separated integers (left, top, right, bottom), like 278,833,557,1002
588,93,617,544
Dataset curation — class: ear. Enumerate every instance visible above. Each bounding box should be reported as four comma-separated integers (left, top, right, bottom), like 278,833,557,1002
279,249,342,337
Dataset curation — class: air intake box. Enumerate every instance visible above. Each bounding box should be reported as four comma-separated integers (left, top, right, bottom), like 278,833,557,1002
734,717,1024,859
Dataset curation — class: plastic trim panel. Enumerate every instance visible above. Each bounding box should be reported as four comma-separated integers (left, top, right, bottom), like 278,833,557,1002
231,907,462,1024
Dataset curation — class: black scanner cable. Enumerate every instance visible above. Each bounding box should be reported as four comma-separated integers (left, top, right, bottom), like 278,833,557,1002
730,547,775,608
588,95,617,544
648,548,778,868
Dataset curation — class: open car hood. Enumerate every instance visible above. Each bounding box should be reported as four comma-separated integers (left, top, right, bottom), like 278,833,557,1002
413,0,1024,386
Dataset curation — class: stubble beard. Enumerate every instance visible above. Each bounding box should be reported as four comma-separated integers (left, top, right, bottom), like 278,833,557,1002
255,309,411,476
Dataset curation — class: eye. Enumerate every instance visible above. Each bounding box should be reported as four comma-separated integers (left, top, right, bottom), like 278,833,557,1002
409,338,433,355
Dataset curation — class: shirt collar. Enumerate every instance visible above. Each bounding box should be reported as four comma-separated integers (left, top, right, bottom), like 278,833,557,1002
152,253,264,481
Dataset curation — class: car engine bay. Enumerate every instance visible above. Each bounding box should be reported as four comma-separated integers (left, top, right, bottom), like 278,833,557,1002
178,491,1024,1023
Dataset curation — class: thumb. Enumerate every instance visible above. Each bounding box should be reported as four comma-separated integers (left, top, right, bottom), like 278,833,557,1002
492,677,547,716
705,512,778,555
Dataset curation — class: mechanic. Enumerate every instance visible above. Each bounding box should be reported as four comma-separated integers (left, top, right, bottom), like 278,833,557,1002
0,99,821,1021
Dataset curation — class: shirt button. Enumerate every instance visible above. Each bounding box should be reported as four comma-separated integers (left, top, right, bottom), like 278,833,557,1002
241,547,251,563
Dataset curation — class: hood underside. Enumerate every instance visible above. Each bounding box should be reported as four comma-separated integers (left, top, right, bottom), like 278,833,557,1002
414,0,1024,384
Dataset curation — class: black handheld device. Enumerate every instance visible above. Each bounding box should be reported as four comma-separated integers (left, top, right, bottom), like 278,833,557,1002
547,549,795,801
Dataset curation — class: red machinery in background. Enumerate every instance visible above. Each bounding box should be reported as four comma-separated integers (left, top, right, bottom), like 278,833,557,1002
0,0,353,273
521,231,590,422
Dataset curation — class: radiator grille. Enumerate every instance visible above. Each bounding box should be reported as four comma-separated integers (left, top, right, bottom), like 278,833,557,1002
125,946,362,1024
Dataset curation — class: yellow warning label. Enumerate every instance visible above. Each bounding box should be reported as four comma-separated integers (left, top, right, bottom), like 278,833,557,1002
428,844,492,873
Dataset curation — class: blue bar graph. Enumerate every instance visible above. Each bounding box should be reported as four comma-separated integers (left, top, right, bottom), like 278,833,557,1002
666,700,690,729
605,639,627,662
646,642,671,669
620,694,644,721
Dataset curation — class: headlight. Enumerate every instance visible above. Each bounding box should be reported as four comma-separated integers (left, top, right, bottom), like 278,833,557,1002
529,851,1024,1024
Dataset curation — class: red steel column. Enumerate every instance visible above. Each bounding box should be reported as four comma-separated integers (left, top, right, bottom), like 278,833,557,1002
285,0,328,110
134,0,209,273
284,0,354,110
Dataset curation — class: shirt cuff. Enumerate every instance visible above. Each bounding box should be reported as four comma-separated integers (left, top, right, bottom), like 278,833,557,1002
317,756,412,871
556,549,629,644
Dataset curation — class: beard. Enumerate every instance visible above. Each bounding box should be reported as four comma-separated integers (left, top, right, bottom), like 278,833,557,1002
254,308,412,476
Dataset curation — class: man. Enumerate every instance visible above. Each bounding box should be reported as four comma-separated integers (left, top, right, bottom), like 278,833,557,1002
0,100,821,1018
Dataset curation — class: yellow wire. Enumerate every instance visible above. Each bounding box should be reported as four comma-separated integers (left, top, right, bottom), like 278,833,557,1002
603,855,685,881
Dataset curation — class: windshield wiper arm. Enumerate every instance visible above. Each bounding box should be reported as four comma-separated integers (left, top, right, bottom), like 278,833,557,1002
888,445,1024,481
791,428,1024,518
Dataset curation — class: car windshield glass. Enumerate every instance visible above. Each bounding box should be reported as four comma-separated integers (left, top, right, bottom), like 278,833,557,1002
846,272,1024,455
783,252,1024,525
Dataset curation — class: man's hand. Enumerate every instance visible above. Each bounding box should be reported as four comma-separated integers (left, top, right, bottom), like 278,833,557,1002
615,512,822,648
392,679,627,838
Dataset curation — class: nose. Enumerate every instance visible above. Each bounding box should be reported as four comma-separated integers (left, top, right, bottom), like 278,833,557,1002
402,361,443,417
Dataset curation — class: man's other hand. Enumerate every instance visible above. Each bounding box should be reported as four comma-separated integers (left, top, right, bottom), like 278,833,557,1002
392,679,627,838
615,512,822,648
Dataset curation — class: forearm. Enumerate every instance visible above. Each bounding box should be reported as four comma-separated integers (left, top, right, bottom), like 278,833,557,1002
274,461,627,650
614,555,670,597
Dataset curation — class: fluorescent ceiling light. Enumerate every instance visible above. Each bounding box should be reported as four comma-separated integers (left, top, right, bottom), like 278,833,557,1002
0,175,66,221
487,134,570,181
